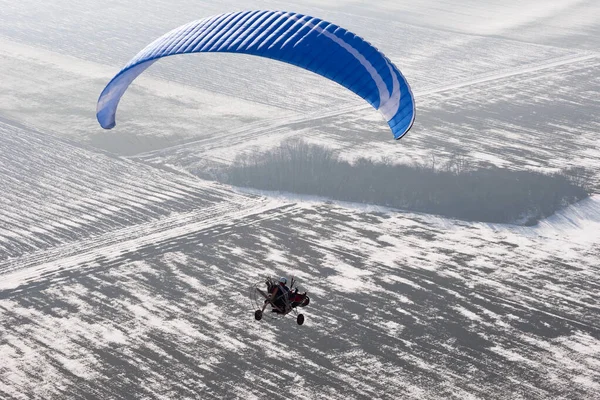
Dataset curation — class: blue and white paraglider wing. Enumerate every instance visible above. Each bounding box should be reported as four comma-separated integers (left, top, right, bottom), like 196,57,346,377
96,10,416,139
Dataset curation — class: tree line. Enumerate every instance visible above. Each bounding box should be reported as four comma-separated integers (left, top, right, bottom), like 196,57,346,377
217,140,591,225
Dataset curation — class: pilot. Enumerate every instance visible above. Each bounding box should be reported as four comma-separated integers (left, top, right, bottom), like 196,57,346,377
271,277,291,312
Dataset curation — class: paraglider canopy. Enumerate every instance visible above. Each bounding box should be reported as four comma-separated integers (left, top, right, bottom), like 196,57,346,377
96,10,416,139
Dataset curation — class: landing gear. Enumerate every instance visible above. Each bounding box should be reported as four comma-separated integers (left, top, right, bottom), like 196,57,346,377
250,278,310,326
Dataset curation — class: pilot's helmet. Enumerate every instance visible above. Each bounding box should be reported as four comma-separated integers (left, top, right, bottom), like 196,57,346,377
279,277,287,284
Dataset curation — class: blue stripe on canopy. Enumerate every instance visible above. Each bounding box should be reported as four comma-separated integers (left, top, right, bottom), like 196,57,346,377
96,10,416,139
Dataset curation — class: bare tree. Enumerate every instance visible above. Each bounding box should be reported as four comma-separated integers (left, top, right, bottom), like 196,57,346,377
222,140,590,225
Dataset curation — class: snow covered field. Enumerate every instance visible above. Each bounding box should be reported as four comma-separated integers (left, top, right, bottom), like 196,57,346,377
1,120,599,399
1,1,599,399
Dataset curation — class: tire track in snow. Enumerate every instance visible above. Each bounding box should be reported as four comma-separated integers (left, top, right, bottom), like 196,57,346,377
0,199,297,291
132,53,599,168
0,200,239,276
0,119,262,259
416,52,599,97
131,102,367,162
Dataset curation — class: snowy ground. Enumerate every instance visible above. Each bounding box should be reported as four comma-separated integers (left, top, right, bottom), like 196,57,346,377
1,1,599,399
1,115,599,400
